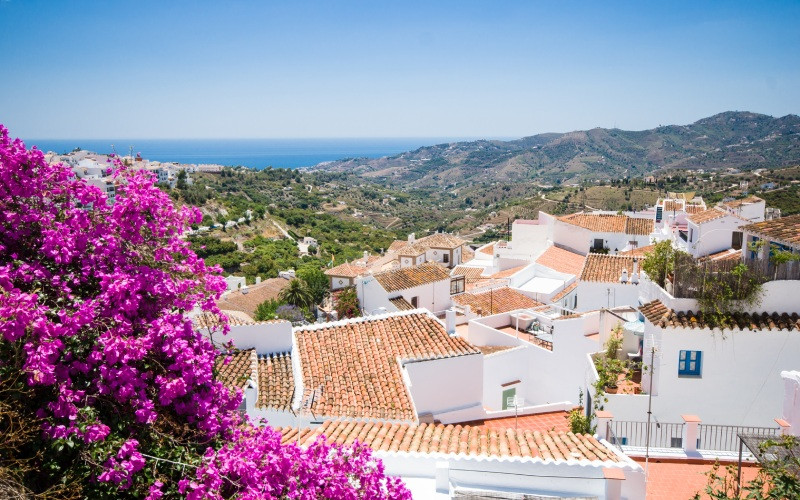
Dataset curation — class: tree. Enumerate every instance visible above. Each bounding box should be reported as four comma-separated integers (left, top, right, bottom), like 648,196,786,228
278,278,314,309
254,298,282,321
693,435,799,499
641,239,682,288
176,169,188,190
0,126,408,499
334,287,361,319
296,264,329,305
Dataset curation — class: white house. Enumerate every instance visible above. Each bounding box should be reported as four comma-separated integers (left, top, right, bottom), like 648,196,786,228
357,262,453,315
742,214,800,270
587,299,800,427
574,254,642,312
720,196,766,223
552,212,654,255
282,419,645,500
682,208,750,259
388,232,466,269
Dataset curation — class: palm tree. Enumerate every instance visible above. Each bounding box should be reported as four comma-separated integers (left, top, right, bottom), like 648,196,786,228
279,279,314,309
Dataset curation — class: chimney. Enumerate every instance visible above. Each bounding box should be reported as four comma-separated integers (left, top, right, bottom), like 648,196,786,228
255,276,261,285
445,308,457,335
620,268,628,284
631,259,639,284
781,371,800,436
408,233,415,244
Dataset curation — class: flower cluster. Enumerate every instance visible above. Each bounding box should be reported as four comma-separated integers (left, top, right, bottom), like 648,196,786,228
0,126,409,498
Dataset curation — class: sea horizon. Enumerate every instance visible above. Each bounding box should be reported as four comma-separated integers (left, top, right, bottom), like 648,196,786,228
24,137,510,169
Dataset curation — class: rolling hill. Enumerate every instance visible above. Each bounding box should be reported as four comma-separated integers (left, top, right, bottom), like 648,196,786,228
311,112,800,187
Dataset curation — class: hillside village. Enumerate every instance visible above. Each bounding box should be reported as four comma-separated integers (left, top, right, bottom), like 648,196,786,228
201,191,800,499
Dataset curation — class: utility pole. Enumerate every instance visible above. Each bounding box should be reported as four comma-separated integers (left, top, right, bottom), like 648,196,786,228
645,346,656,483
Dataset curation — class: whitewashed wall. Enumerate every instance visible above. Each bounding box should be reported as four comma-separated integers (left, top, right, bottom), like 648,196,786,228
576,281,641,312
404,354,483,419
225,322,293,353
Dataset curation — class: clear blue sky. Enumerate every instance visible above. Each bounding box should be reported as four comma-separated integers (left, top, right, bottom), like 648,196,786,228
1,0,798,139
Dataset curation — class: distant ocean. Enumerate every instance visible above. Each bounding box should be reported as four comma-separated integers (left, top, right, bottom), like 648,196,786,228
24,138,470,169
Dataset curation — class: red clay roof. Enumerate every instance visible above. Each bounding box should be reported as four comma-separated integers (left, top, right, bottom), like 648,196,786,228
257,352,294,412
294,312,480,421
463,411,572,433
536,246,586,275
389,297,415,311
640,299,800,331
551,282,578,302
452,287,542,315
723,195,764,208
741,213,800,247
559,213,627,233
215,278,292,318
625,217,655,235
479,242,496,256
278,420,620,462
688,208,730,225
451,265,485,280
374,262,451,292
579,254,639,284
216,349,257,391
618,244,656,257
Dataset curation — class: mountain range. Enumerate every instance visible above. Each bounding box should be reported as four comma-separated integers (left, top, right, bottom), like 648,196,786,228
312,112,800,187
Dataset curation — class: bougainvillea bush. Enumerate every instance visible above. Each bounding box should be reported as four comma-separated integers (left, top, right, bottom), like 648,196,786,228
0,126,409,499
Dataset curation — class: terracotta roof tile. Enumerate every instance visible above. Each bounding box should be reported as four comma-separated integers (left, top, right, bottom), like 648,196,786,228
294,312,480,421
698,248,741,262
625,217,655,235
618,244,656,257
389,297,415,311
451,266,485,280
195,312,291,329
662,200,685,212
479,242,496,255
640,299,800,331
215,278,292,318
688,208,730,225
551,282,578,302
488,265,528,279
559,213,627,233
536,246,586,275
723,196,764,208
374,262,451,292
257,352,294,411
216,349,257,391
579,254,639,284
325,255,383,278
417,232,466,249
685,204,705,214
452,287,543,315
741,214,800,247
278,420,620,463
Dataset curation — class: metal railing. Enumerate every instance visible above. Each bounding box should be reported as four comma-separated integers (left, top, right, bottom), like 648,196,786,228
697,424,780,452
608,420,781,452
608,420,685,448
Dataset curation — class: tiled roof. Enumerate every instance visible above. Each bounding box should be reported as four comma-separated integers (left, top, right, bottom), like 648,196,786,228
551,282,578,302
216,349,257,391
579,254,639,284
373,262,451,292
488,264,528,279
194,311,291,329
625,217,654,235
723,196,764,208
452,287,542,315
417,232,465,249
662,200,685,212
479,242,496,256
559,213,627,233
618,244,656,257
294,312,480,421
216,278,292,318
451,266,485,280
389,297,415,311
685,204,705,214
640,300,800,331
278,420,620,462
698,248,741,262
464,411,572,433
688,208,730,225
393,242,428,256
257,352,294,411
535,246,586,275
325,258,375,278
741,214,800,247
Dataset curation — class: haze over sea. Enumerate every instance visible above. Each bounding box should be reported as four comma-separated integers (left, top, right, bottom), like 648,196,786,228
26,138,482,169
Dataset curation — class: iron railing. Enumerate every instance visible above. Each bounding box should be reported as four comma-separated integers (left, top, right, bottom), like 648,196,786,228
608,420,781,452
697,424,780,452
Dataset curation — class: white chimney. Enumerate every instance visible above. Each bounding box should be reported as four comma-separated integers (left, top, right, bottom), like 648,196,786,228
408,233,415,244
620,268,628,284
445,308,457,335
631,259,639,284
255,276,261,285
363,250,369,261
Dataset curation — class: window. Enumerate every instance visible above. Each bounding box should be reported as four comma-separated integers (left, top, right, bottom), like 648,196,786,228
450,277,465,295
502,387,516,410
678,350,702,377
443,253,449,263
410,296,418,308
593,238,604,250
